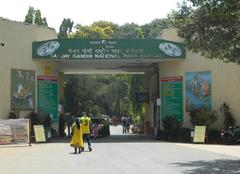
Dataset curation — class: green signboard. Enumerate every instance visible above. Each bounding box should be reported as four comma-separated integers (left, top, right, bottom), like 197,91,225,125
161,76,183,121
32,39,186,59
37,76,58,122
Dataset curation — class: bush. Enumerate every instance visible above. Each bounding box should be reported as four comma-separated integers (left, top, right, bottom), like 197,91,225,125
190,108,217,127
25,111,39,125
161,117,191,142
220,102,236,129
162,116,181,131
8,110,17,119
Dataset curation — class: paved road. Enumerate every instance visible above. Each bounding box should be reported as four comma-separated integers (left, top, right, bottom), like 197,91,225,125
0,125,240,174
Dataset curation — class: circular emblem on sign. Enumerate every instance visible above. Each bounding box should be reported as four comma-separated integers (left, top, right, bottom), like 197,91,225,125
101,40,107,45
36,41,60,56
159,43,182,57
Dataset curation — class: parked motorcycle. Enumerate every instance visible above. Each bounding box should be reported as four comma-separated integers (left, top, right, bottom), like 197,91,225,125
131,124,141,134
220,127,240,145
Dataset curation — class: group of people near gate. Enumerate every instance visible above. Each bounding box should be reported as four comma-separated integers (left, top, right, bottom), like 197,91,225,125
69,112,92,154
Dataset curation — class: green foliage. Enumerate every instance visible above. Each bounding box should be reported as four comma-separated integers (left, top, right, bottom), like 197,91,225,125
142,18,170,39
64,74,133,118
64,76,78,113
63,74,146,123
162,117,181,131
42,17,48,26
68,18,170,39
129,75,145,122
34,10,43,25
169,0,240,63
190,109,218,127
24,6,34,24
73,21,119,39
114,23,142,39
25,111,39,125
220,102,236,129
24,6,48,26
8,110,17,119
161,117,191,142
58,18,74,39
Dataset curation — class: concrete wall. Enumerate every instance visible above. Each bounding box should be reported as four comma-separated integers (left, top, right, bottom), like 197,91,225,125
0,19,59,118
159,28,240,128
144,70,159,135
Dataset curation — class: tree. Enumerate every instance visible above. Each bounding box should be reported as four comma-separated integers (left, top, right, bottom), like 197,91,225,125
42,17,48,26
114,23,142,39
73,21,119,39
129,75,146,122
142,18,170,39
34,10,43,25
63,74,132,117
58,18,74,39
24,6,35,24
24,6,48,26
169,0,240,64
71,19,171,39
64,76,79,113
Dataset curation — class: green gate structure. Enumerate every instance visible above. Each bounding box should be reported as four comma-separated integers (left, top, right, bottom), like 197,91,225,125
32,39,186,60
32,38,186,131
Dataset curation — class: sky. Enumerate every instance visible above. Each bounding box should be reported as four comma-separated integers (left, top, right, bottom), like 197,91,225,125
0,0,183,31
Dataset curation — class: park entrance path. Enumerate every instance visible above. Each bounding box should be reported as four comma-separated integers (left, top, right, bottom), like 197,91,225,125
0,125,239,174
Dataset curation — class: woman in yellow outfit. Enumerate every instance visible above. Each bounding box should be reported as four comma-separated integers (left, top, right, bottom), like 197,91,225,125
70,118,84,154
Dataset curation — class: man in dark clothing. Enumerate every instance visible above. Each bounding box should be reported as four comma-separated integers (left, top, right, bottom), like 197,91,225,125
121,115,127,134
59,113,66,137
65,113,73,137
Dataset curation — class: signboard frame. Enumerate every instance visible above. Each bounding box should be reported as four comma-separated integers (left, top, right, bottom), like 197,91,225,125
33,125,46,143
32,39,186,60
161,76,183,121
37,76,58,123
185,71,212,112
11,69,35,110
193,126,206,143
136,92,149,102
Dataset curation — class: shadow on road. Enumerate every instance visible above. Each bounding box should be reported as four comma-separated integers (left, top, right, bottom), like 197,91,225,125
173,159,240,174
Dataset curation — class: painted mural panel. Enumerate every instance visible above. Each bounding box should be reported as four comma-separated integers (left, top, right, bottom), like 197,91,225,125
11,69,35,110
185,71,212,112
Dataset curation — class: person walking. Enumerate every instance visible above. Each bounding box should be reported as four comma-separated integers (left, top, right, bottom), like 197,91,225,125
80,112,92,151
43,114,52,142
121,115,127,134
65,113,73,137
59,113,66,137
126,115,131,133
70,118,84,154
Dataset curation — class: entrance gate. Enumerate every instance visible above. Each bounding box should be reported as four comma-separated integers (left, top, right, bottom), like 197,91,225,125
32,39,186,135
